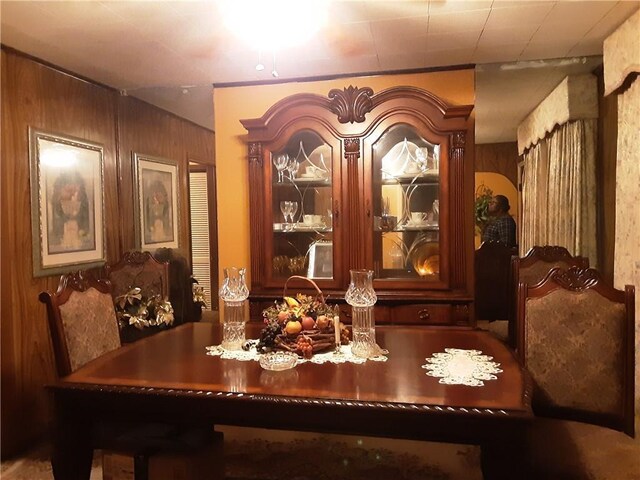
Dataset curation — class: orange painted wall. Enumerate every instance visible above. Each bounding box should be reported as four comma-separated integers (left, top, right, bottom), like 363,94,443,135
213,69,475,305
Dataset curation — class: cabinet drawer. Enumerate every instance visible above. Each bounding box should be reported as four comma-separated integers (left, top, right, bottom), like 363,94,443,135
337,305,390,325
391,304,453,325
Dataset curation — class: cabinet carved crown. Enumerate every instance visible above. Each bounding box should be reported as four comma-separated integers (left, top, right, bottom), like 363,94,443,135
328,86,374,124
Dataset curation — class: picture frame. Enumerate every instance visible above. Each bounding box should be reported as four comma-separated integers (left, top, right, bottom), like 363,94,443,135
29,128,106,277
133,153,179,250
307,240,333,279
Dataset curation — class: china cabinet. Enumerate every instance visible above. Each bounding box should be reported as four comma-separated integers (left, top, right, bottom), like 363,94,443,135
241,86,474,325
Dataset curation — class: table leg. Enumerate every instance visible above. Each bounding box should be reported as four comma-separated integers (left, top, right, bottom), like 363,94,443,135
481,433,531,480
51,401,93,480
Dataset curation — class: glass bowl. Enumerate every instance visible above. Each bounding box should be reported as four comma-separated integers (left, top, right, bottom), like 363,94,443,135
259,351,298,371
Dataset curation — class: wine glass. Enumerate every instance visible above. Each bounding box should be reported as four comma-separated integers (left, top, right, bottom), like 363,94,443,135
286,159,299,181
289,201,299,226
273,154,289,183
280,201,290,229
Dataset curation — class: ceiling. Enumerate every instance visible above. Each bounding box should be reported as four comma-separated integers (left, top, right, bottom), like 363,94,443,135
1,1,638,143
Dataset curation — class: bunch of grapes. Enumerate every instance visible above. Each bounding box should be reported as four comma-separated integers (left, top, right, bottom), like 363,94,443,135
296,335,313,359
257,321,282,353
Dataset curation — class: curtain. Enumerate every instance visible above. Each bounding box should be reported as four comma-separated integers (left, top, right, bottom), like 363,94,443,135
547,119,597,267
520,141,548,256
520,120,597,264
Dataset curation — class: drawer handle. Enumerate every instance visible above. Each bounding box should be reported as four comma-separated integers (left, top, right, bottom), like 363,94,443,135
418,309,430,320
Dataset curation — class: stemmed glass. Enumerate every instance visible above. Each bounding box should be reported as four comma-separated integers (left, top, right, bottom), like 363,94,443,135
289,201,299,227
415,147,429,172
286,159,299,181
280,201,290,230
273,154,289,183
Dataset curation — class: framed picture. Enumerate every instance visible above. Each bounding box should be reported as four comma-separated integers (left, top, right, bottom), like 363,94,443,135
133,153,179,250
29,128,106,277
307,240,333,279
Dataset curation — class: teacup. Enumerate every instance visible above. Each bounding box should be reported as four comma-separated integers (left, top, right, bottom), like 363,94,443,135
303,214,315,225
312,214,323,225
410,212,427,224
305,166,318,177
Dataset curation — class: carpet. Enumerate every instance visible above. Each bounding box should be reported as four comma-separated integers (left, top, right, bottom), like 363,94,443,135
1,428,483,480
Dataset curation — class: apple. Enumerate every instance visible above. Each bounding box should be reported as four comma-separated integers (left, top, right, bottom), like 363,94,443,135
316,315,328,330
301,316,315,330
277,311,289,322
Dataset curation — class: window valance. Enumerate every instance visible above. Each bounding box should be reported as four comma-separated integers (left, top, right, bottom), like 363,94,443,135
517,74,598,155
603,9,640,96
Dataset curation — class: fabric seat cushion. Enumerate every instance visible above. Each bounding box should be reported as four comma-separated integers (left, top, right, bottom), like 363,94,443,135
529,418,640,480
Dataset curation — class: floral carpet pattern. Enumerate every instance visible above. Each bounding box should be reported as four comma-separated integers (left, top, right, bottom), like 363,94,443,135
1,433,482,480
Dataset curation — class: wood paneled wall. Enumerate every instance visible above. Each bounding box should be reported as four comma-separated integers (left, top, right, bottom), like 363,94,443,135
596,68,617,284
474,142,519,186
0,48,214,458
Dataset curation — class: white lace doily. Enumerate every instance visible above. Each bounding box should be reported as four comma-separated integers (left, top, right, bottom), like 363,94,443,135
421,348,502,387
205,343,387,365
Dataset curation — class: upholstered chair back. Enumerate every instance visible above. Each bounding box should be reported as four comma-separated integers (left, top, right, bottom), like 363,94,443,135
39,271,121,377
105,251,169,299
517,266,635,436
508,245,589,346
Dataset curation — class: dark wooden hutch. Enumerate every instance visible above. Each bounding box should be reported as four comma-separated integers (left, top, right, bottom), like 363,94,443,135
241,85,474,326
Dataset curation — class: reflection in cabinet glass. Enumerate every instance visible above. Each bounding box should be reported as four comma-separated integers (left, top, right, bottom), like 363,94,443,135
373,125,441,281
271,130,334,281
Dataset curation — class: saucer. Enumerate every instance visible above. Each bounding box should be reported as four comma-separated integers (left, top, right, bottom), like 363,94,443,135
406,221,428,228
300,173,322,179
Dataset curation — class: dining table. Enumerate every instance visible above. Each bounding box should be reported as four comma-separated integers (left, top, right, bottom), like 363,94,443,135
48,322,533,480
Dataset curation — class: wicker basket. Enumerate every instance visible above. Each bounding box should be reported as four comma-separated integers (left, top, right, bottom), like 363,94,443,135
261,276,345,358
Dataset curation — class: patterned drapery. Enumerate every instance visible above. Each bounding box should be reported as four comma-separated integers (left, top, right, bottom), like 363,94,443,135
521,141,548,256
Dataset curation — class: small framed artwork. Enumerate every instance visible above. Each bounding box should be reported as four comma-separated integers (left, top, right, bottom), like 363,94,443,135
133,153,179,250
29,128,106,277
307,240,333,279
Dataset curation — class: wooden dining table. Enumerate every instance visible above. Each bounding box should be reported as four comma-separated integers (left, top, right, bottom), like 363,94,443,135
48,322,532,480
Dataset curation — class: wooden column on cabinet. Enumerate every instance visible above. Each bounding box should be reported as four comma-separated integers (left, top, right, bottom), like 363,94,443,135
344,138,363,269
450,131,466,289
248,141,264,286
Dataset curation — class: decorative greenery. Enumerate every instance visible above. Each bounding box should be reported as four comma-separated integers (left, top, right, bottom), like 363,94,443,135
474,184,494,235
191,277,207,308
115,287,174,330
262,293,334,325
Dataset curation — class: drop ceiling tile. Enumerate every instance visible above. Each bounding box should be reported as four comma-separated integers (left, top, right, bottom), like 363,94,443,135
320,22,376,58
582,2,640,40
567,39,605,57
378,52,427,70
38,1,124,27
424,48,474,67
428,0,492,15
545,1,616,25
478,26,538,47
427,9,490,34
484,3,555,27
364,1,428,21
473,44,526,64
519,41,575,61
370,16,428,39
426,31,480,51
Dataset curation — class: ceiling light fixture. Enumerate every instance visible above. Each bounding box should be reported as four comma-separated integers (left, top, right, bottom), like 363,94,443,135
221,0,328,51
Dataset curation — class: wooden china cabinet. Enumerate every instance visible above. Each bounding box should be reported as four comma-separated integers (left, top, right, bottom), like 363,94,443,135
241,86,474,326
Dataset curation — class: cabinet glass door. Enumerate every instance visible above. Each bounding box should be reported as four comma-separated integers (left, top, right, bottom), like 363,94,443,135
371,124,441,281
270,130,335,281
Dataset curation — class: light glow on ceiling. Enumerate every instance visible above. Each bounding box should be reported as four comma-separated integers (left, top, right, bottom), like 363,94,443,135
221,0,329,51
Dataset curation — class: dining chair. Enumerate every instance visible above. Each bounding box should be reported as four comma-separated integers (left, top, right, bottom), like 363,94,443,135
105,250,169,299
516,266,636,478
508,245,589,347
39,271,216,480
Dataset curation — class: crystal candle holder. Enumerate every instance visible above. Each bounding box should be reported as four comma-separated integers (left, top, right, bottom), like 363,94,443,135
219,267,249,350
345,269,381,358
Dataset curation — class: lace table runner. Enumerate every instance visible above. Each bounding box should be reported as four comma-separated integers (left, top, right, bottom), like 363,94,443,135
421,348,502,386
205,343,388,365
